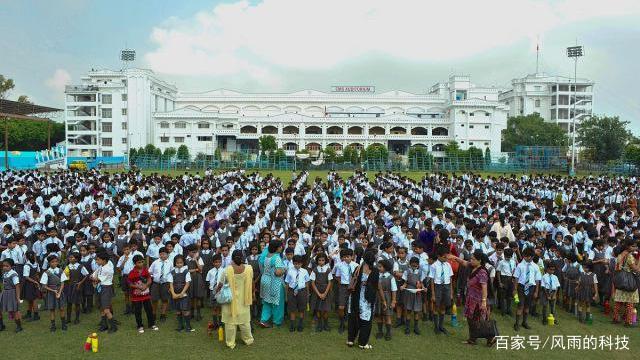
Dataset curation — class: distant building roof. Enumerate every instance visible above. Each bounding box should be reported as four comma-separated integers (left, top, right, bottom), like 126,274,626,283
0,99,61,117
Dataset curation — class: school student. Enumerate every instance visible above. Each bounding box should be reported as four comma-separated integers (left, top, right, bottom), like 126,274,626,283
285,255,310,332
429,246,453,335
375,259,397,341
64,252,88,324
540,262,560,325
168,255,193,332
335,248,357,333
40,255,67,331
575,261,598,323
206,254,223,329
0,259,22,332
496,248,516,315
92,251,118,333
128,254,158,333
310,253,333,332
22,250,41,322
512,247,541,331
149,247,172,323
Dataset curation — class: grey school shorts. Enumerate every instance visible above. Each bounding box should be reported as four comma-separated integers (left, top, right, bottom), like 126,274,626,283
151,282,170,302
338,284,350,307
98,285,114,310
434,283,452,308
287,288,309,313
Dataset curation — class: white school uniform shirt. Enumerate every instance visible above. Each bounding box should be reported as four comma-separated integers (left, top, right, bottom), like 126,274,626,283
146,242,163,259
541,273,561,291
167,266,192,283
117,250,143,275
285,267,310,290
23,261,40,277
40,267,68,284
428,260,453,284
379,272,398,291
335,261,358,285
206,267,223,291
3,269,19,285
149,258,173,283
309,264,333,281
92,261,115,286
67,263,90,276
513,261,542,287
1,246,25,264
496,258,517,276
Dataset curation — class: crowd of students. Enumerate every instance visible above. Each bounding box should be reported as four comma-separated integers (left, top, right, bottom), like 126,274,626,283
0,169,639,349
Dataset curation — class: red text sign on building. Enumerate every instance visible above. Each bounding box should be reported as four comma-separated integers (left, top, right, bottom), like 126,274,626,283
331,86,375,93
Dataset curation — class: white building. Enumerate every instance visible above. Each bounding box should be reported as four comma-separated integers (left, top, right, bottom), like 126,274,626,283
65,69,177,157
499,73,594,132
66,69,509,159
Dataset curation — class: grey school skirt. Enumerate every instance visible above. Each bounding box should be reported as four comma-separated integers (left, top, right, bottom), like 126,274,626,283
0,288,19,312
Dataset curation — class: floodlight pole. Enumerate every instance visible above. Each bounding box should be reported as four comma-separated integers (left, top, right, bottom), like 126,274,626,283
4,116,7,171
567,45,583,176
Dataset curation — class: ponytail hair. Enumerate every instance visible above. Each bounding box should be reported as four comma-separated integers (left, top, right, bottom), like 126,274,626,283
231,250,244,266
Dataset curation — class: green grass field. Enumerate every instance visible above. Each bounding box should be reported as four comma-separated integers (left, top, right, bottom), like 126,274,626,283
4,296,637,360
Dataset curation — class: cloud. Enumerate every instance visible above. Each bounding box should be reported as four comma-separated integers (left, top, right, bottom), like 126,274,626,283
144,0,640,82
45,69,72,92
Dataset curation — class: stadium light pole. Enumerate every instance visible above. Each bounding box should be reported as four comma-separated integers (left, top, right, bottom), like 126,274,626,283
567,45,583,176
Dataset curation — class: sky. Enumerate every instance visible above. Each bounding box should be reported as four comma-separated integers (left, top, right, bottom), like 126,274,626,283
0,0,639,132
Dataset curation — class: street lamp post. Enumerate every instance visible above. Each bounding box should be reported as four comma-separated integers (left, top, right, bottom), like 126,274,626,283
567,45,583,176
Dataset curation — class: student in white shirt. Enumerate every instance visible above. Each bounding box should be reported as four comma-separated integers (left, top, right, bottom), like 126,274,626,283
168,255,193,332
334,248,357,333
512,247,541,331
205,254,223,329
428,246,453,335
285,255,310,332
496,247,517,315
92,252,117,333
149,247,172,323
310,253,333,332
40,255,67,331
540,262,561,325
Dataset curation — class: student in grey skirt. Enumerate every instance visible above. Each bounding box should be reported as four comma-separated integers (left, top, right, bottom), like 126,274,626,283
374,259,397,341
310,253,332,332
1,259,23,332
169,255,193,332
401,257,424,335
40,255,68,332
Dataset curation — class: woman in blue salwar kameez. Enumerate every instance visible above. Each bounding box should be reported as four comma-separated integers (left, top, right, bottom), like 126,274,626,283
258,240,286,327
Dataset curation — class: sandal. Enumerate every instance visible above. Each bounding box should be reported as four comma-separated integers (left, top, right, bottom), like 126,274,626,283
359,344,373,350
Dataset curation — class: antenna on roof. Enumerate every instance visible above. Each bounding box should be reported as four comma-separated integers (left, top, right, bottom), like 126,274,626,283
535,36,540,74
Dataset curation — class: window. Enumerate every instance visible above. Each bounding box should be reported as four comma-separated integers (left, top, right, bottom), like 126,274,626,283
121,94,127,101
535,86,541,91
485,112,490,116
121,108,127,115
160,122,169,129
469,142,474,146
102,94,112,104
102,108,112,118
484,142,489,146
121,79,127,86
197,136,213,142
122,138,127,144
174,137,185,143
470,113,474,116
160,136,169,143
469,125,474,129
460,141,465,144
175,122,186,129
485,125,490,129
102,122,112,132
121,122,127,130
461,124,465,127
198,123,210,129
535,99,541,107
102,151,113,157
101,138,112,146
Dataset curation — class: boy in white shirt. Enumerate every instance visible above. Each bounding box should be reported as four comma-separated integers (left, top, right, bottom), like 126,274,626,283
91,252,117,333
429,246,453,335
512,247,541,331
205,254,223,329
541,262,561,325
285,255,310,332
149,247,172,322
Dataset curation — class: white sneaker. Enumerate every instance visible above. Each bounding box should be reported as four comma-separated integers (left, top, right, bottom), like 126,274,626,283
138,327,145,334
151,325,159,331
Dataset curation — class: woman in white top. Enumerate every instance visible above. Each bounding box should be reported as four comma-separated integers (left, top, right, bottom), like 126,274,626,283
490,214,515,243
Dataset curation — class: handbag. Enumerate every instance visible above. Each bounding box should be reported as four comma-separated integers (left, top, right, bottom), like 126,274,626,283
468,318,499,340
215,283,233,304
613,270,638,292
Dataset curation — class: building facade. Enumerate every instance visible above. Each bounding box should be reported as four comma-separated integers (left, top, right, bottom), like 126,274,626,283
66,69,510,159
499,73,594,132
65,69,177,157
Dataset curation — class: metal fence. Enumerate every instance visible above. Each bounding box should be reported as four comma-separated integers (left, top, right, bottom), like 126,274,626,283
129,153,639,175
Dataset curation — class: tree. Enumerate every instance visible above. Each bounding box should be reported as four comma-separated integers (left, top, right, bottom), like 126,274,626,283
342,145,358,164
365,144,388,160
501,114,568,152
259,135,277,156
0,75,15,100
407,145,433,169
214,147,222,161
163,147,177,159
484,147,491,165
195,152,207,161
274,148,286,162
177,144,190,161
324,147,337,163
144,144,157,157
624,145,640,166
444,141,460,157
577,115,632,162
17,95,32,104
0,119,65,150
129,148,138,163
